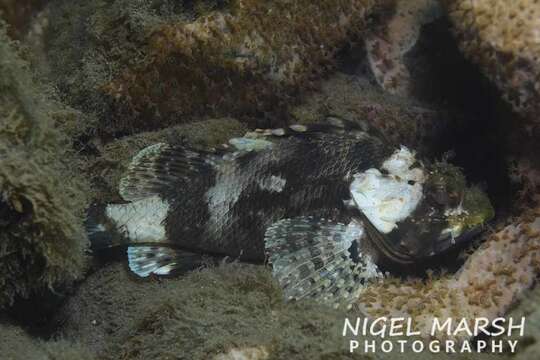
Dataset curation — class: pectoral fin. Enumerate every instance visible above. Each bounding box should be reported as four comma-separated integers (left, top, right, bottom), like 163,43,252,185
264,216,382,308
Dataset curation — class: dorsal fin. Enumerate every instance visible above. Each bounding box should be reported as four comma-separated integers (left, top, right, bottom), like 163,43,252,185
242,117,390,145
119,143,216,201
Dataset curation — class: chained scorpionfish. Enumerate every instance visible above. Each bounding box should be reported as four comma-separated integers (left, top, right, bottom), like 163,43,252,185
87,118,494,308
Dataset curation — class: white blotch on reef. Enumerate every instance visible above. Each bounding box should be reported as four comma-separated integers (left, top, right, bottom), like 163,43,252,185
258,175,286,193
350,146,425,233
106,195,169,242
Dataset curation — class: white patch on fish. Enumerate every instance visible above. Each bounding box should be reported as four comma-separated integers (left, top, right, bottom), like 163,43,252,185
258,175,286,193
440,201,470,241
343,219,365,247
106,195,169,242
444,204,468,217
343,220,382,280
205,153,247,233
228,137,273,152
349,146,425,234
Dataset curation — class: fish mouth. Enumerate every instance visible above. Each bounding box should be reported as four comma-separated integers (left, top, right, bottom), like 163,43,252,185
352,209,417,265
431,223,486,255
354,208,491,266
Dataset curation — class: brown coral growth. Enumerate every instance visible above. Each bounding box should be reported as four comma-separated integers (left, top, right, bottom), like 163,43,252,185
365,0,441,96
442,0,540,122
99,0,385,133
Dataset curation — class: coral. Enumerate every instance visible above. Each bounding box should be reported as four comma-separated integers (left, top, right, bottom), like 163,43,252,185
502,286,540,359
506,123,540,207
45,0,388,135
365,0,442,96
442,0,540,122
509,157,540,206
54,261,518,359
0,21,89,308
356,208,540,340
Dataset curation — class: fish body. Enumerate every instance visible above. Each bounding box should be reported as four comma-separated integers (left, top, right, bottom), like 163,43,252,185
93,128,390,259
88,120,494,306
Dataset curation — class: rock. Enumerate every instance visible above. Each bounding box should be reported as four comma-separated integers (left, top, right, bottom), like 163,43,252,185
365,0,442,96
290,73,454,154
0,321,94,360
442,0,540,123
0,21,90,308
55,262,359,359
44,0,389,135
0,0,46,39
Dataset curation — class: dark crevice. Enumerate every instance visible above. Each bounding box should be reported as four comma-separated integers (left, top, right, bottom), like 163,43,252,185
406,17,517,217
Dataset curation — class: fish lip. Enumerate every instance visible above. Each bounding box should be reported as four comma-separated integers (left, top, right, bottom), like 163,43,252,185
350,209,417,265
353,210,493,265
430,224,484,256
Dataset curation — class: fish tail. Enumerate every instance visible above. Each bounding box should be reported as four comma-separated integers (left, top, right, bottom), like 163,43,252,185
86,202,203,277
85,203,127,251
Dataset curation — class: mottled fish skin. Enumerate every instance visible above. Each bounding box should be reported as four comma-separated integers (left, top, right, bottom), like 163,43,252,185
87,120,494,307
131,131,392,262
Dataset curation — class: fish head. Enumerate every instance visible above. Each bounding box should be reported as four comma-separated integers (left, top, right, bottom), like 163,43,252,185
422,162,495,254
350,150,494,264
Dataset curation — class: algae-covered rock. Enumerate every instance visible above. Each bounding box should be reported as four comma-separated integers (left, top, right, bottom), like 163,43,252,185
0,0,46,39
504,286,540,358
442,0,540,123
365,0,442,96
0,21,89,307
0,321,95,360
290,73,453,154
56,262,511,360
55,263,358,359
45,0,389,135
